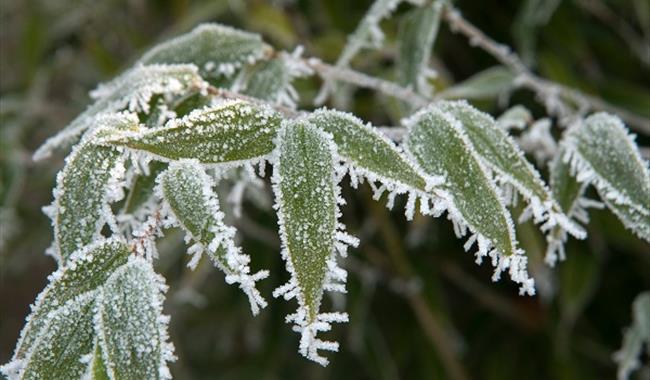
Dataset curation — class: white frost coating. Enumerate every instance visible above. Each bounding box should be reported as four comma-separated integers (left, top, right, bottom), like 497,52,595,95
403,105,536,296
33,64,204,161
274,46,314,108
271,122,360,365
95,256,176,380
157,159,268,315
518,118,557,165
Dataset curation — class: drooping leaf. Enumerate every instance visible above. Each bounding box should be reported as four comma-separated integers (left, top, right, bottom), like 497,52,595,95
614,292,650,380
272,120,357,365
7,293,97,380
564,113,650,241
105,100,282,166
158,160,268,314
47,113,138,263
96,257,175,380
404,106,535,295
11,239,129,361
307,109,442,220
436,101,583,238
139,23,270,79
33,64,204,160
397,1,442,95
437,66,515,100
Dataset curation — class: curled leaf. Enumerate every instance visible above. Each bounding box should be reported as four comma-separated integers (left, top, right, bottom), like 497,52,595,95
158,160,268,314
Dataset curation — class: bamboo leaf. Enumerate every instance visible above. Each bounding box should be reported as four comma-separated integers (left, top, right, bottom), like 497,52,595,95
158,160,268,314
7,293,97,380
437,66,515,100
47,113,138,263
437,101,583,239
307,109,442,220
564,113,650,241
139,23,270,79
105,100,282,166
33,64,204,161
272,120,357,365
397,1,442,96
11,239,129,361
404,106,535,295
96,257,175,380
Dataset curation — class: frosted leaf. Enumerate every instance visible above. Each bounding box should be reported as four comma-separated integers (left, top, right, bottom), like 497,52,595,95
396,1,442,97
272,120,358,365
49,113,138,263
33,64,204,161
437,66,515,100
404,106,535,295
11,239,129,362
496,105,532,131
614,292,650,380
105,100,282,167
122,161,167,215
517,118,557,165
564,113,650,241
307,109,443,220
242,47,312,108
96,257,176,380
7,293,97,380
437,101,584,240
83,339,109,380
138,23,270,79
158,160,268,315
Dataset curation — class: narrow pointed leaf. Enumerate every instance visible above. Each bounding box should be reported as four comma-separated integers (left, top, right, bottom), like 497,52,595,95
86,340,110,380
272,120,355,365
97,257,175,380
397,1,442,95
437,100,582,238
564,113,650,241
438,66,515,100
106,100,282,166
139,23,270,78
49,113,138,263
16,293,97,380
404,106,535,295
34,64,204,160
12,239,129,361
158,160,268,314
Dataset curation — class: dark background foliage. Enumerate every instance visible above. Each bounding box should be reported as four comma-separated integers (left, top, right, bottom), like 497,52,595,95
1,0,649,379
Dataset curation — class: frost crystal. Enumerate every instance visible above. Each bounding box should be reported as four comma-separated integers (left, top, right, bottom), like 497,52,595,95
158,160,268,315
272,120,359,365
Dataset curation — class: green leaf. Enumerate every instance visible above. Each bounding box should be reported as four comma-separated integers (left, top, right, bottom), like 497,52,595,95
436,101,583,238
15,293,97,380
48,113,138,263
397,1,442,95
139,23,270,79
496,105,532,130
86,340,110,380
307,109,441,220
12,239,129,361
272,120,356,365
97,257,175,380
106,100,282,166
437,66,515,100
564,112,650,241
33,64,204,160
614,292,650,380
243,58,290,101
123,161,167,215
158,160,268,314
404,106,535,295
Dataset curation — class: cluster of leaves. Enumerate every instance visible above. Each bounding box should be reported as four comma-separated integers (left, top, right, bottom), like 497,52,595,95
2,1,649,378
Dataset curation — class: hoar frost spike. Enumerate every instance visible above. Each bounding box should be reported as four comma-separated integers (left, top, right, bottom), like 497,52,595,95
158,159,268,315
272,120,359,365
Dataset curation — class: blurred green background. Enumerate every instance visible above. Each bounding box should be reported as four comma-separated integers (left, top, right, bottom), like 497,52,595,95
1,0,649,379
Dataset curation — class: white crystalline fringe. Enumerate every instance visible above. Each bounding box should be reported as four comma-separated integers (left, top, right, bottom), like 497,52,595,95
157,159,268,315
33,64,205,161
403,106,536,296
275,46,314,108
94,256,176,380
270,124,359,365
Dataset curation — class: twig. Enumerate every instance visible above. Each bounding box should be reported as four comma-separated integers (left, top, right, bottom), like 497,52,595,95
442,6,650,133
